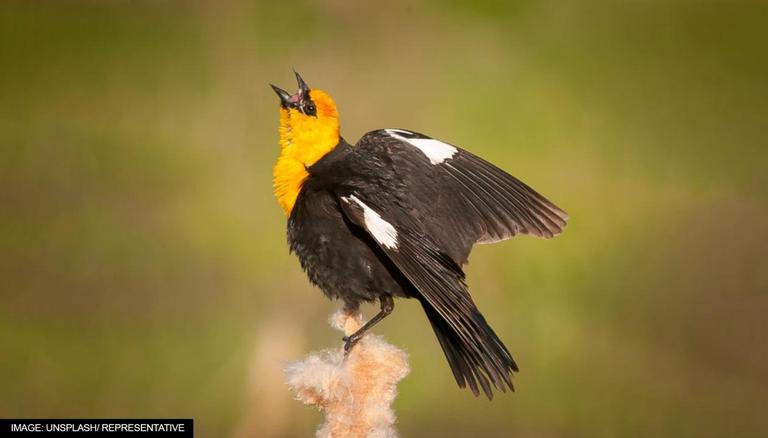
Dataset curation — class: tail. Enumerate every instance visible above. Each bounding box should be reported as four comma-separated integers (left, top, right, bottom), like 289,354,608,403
420,299,518,399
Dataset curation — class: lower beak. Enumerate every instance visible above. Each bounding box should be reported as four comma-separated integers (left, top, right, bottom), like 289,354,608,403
270,84,292,107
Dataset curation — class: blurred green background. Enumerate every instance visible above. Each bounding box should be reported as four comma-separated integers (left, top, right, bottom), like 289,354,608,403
1,0,767,436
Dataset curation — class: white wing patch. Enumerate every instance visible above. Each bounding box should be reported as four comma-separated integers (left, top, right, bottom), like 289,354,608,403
385,129,458,165
343,195,399,249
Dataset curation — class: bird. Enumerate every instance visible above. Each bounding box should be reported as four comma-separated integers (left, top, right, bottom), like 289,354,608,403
270,71,568,398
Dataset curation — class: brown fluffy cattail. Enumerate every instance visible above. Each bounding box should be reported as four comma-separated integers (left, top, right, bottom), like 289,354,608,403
285,311,410,437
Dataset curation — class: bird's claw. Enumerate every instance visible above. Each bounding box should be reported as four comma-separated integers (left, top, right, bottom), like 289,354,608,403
342,335,359,354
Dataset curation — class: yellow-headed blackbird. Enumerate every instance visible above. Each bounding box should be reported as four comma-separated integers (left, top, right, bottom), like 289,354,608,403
270,72,568,398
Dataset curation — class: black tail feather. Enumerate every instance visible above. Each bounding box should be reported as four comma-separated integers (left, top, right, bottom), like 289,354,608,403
420,299,517,399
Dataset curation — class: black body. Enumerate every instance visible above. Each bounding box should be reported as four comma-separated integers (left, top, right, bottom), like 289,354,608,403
287,129,568,398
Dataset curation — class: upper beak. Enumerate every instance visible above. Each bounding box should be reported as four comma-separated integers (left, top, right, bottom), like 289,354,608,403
294,70,310,96
270,84,292,108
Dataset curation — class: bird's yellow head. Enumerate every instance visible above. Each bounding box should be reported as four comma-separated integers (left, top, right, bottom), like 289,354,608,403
271,72,340,215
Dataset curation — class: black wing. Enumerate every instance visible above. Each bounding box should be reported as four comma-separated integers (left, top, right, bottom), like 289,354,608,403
355,129,568,265
326,129,567,397
337,194,517,398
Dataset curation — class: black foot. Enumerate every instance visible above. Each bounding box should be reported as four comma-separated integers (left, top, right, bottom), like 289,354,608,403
340,296,394,355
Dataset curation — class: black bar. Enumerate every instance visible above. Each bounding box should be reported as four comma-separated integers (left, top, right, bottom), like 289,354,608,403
0,420,193,437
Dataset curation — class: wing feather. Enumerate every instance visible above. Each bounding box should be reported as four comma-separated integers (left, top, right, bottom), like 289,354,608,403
446,150,568,241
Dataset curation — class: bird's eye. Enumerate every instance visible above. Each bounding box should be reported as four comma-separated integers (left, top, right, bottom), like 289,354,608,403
304,103,316,116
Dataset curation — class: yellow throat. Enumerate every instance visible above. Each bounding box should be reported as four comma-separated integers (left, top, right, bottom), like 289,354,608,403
273,89,340,215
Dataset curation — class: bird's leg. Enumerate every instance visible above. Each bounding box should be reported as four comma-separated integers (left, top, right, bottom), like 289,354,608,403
343,295,394,353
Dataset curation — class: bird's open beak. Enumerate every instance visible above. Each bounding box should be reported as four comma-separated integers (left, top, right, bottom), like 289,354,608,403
270,71,311,108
